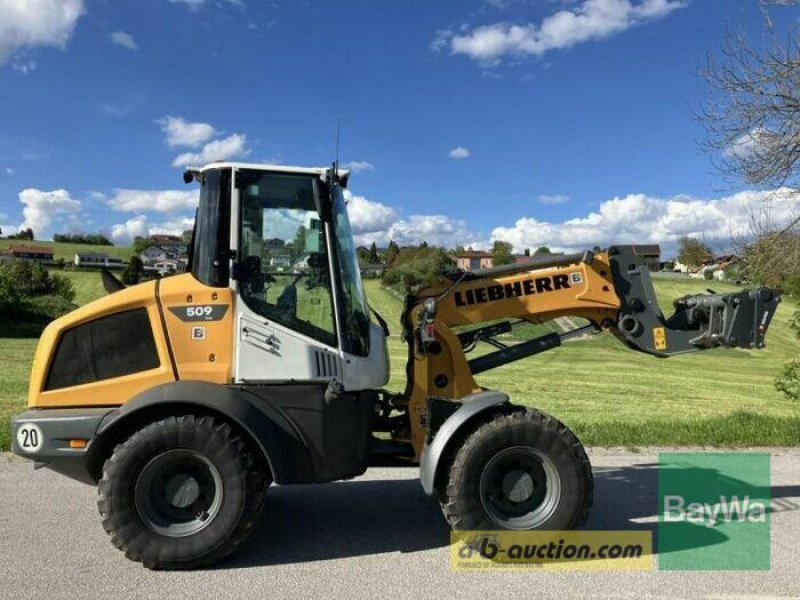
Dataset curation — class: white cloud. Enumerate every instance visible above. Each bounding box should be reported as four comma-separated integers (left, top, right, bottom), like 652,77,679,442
723,127,774,160
107,189,199,213
11,58,36,74
149,216,196,236
537,194,570,205
0,0,85,65
110,30,137,51
19,188,82,239
159,116,218,148
437,0,685,65
110,214,196,244
110,215,149,245
342,160,375,173
343,189,481,248
99,101,135,117
172,133,249,167
491,188,800,254
344,190,398,236
449,146,471,160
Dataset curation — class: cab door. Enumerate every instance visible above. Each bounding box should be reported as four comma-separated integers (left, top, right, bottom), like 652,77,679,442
232,169,342,384
230,168,375,481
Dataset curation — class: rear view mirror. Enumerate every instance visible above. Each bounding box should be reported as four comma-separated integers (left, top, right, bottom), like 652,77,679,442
312,178,332,222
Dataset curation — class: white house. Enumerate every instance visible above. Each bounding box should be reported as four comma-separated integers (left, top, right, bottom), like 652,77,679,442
140,245,170,264
74,252,125,269
672,258,689,274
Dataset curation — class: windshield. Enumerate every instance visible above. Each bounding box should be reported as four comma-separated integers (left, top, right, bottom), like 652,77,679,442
332,185,371,356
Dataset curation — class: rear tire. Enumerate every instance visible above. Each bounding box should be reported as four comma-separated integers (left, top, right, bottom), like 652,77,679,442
97,415,268,569
440,408,592,531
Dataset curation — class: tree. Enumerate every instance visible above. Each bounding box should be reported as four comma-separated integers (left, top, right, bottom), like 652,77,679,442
122,256,144,285
677,236,713,268
533,246,551,256
368,242,380,264
381,245,454,294
523,248,531,257
8,228,34,240
700,0,800,399
386,240,400,265
491,240,514,266
181,229,193,243
132,236,151,255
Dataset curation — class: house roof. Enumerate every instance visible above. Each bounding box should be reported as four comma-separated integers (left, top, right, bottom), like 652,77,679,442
7,245,54,255
454,250,492,258
631,244,661,257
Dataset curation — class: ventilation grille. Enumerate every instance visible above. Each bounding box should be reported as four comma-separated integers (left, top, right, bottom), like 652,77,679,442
313,350,341,379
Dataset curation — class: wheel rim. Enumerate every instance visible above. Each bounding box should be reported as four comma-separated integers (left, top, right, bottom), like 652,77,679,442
479,446,561,529
134,449,224,537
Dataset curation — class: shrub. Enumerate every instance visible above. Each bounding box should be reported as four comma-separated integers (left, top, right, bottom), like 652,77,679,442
775,308,800,401
775,359,800,401
381,246,454,294
0,259,76,320
27,295,76,320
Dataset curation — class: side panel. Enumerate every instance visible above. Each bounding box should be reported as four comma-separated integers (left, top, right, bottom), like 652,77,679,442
28,281,176,408
245,385,377,482
158,272,235,383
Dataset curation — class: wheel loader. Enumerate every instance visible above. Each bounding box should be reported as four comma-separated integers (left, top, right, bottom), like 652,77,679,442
11,162,780,569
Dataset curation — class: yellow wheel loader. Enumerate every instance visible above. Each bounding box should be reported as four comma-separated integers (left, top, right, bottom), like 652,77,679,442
11,163,780,569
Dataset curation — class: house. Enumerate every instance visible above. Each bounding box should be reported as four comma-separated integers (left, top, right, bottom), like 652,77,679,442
74,252,125,269
149,234,188,255
140,245,170,264
0,245,55,263
144,259,182,277
631,244,662,271
270,254,292,269
690,254,739,281
454,250,493,272
514,252,564,265
672,258,689,274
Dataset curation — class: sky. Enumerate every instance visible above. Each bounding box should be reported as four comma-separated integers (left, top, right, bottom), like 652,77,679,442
0,0,798,257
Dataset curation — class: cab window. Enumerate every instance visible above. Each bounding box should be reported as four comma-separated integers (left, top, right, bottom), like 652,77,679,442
237,171,337,347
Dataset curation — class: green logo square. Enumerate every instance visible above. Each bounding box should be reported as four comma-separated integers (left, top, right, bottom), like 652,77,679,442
658,452,770,571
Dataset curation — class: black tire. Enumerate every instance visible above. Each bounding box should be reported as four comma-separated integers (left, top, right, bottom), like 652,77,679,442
440,408,592,531
97,415,269,570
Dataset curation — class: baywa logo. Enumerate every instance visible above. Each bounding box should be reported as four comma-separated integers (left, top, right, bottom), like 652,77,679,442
663,495,767,528
658,453,771,571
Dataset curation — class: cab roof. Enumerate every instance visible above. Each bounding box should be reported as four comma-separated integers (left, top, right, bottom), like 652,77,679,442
196,161,350,181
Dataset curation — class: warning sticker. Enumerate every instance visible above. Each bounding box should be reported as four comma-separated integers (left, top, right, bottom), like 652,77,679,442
653,327,667,351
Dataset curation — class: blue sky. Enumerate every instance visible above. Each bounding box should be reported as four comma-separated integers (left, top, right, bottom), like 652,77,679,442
0,0,797,256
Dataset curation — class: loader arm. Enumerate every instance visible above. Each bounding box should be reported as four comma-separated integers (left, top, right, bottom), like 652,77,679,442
398,245,780,455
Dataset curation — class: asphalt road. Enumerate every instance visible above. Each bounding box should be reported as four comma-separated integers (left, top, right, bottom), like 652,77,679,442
1,448,798,600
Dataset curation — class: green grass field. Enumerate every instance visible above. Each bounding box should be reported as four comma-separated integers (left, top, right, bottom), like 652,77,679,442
1,272,797,450
0,239,133,262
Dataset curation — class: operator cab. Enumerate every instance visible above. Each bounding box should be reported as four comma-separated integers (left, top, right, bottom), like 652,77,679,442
185,162,389,391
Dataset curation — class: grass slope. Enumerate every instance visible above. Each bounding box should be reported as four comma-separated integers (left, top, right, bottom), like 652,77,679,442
0,275,797,450
365,278,800,446
0,239,133,261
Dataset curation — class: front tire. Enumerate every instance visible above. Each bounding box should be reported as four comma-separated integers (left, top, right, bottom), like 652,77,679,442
440,408,592,531
97,415,268,569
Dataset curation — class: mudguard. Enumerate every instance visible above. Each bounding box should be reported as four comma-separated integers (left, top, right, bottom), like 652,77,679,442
93,380,315,484
419,390,510,495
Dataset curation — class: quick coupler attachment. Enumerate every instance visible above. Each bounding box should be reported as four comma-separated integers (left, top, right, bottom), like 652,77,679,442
671,287,780,350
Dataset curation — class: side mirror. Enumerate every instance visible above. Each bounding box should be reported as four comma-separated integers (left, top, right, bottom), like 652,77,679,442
312,178,332,222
